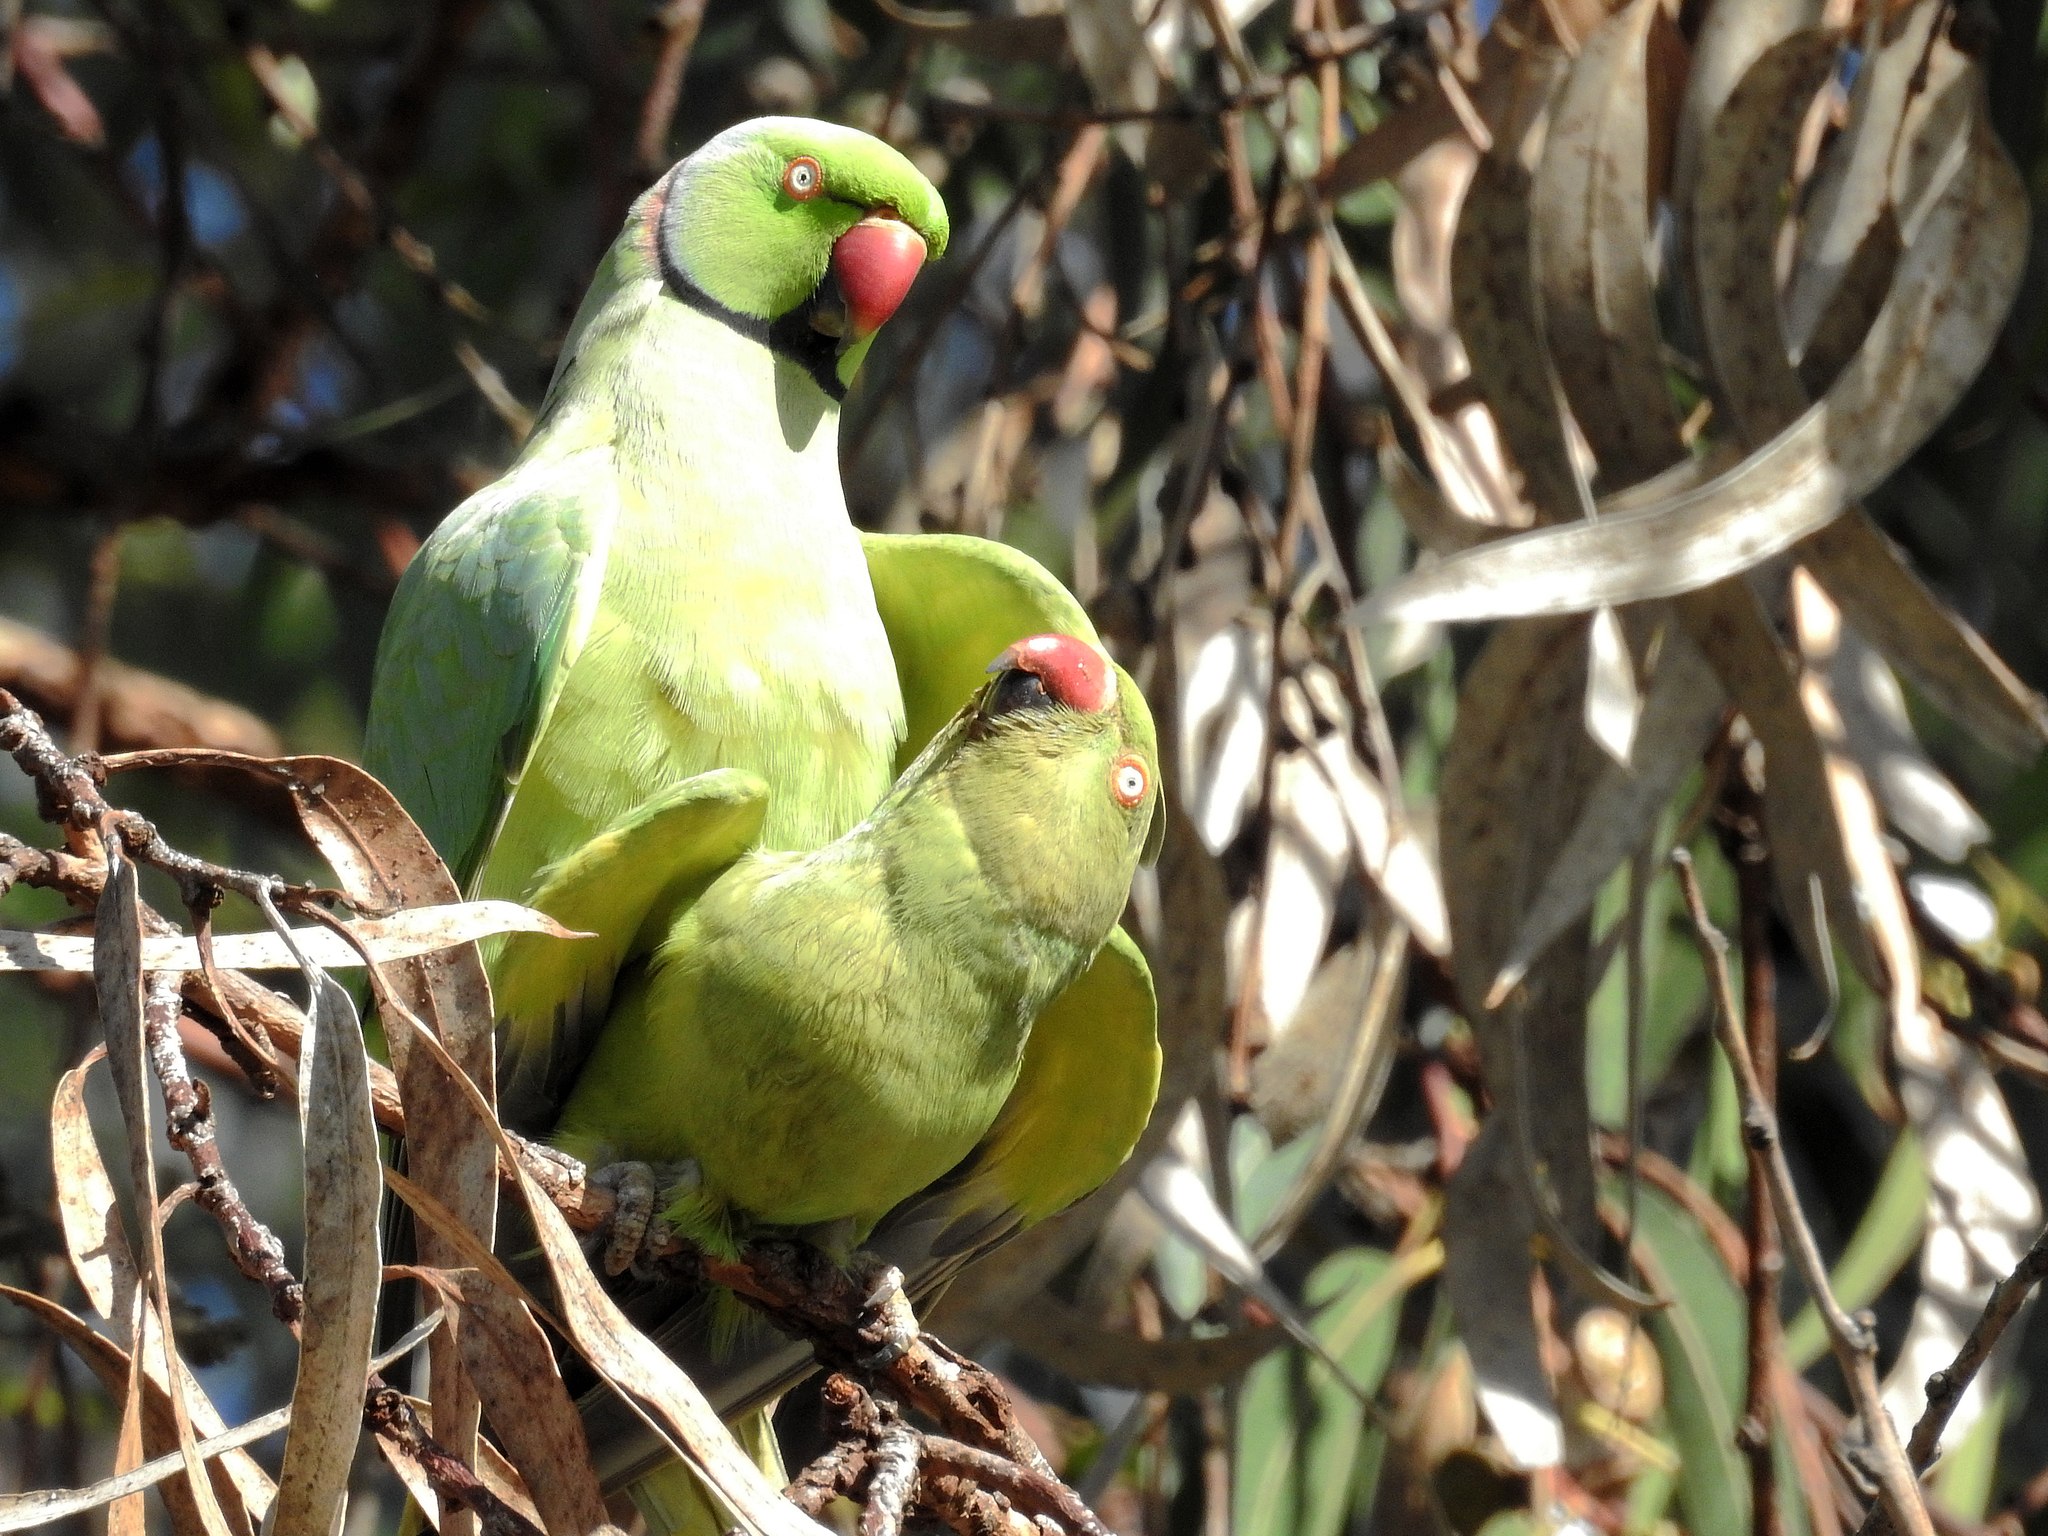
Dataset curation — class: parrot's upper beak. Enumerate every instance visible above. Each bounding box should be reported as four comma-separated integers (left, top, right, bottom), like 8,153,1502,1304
812,212,928,346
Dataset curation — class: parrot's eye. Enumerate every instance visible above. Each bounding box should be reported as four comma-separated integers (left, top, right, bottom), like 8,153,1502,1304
987,668,1053,717
1111,755,1149,808
782,156,824,200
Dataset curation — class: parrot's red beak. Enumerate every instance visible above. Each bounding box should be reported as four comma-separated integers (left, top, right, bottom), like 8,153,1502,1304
828,213,928,341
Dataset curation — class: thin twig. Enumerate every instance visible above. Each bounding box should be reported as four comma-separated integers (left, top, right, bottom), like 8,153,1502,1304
141,972,300,1323
1851,1221,2048,1536
1725,763,1785,1536
1672,848,1934,1536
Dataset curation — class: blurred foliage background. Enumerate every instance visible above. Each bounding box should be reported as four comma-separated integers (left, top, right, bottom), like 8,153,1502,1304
7,0,2048,1533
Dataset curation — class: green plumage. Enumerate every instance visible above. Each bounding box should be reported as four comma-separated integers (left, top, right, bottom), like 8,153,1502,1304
546,650,1160,1246
361,116,1167,1524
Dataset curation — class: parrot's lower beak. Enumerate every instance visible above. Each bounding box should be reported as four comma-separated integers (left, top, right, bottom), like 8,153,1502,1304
813,213,928,346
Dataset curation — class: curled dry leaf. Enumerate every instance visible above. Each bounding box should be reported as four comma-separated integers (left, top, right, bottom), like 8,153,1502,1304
1800,512,2048,759
0,900,580,974
1530,0,1686,485
1487,623,1724,1003
1781,0,1946,354
445,1272,611,1536
1669,0,1823,260
271,971,382,1536
268,751,500,1507
1693,26,1845,446
1679,579,1881,997
1354,77,2027,628
94,856,237,1536
45,1051,273,1528
1437,616,1626,1448
51,1046,129,1320
372,984,819,1534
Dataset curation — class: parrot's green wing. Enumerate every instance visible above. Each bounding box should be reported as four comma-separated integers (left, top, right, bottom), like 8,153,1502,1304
494,769,769,1129
926,924,1160,1255
362,467,614,891
862,532,1096,768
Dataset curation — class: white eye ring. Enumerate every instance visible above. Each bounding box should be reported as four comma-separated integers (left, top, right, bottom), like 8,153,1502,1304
1112,758,1149,808
782,156,822,199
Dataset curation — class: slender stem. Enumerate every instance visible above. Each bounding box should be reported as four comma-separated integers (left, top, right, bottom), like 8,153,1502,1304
1672,849,1932,1536
1727,766,1785,1536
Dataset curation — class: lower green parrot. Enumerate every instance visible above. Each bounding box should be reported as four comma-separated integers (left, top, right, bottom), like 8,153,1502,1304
488,635,1163,1531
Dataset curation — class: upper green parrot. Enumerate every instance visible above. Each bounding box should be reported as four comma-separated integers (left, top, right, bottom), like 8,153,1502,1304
362,116,948,1119
507,633,1161,1252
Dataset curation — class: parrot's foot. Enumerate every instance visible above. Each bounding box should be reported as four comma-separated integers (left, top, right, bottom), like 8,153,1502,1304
588,1158,701,1277
844,1254,919,1370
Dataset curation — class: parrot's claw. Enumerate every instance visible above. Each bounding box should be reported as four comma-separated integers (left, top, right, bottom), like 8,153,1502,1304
591,1159,698,1277
845,1256,919,1370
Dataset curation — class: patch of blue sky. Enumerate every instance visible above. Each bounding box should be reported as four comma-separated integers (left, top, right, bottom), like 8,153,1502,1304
0,266,21,377
124,136,247,250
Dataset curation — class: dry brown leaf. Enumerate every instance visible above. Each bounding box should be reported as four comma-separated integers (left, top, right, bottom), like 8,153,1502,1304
513,1160,828,1535
1693,26,1845,443
1531,0,1687,485
1487,622,1725,1003
1789,572,1923,1040
1801,512,2048,758
1355,75,2026,627
0,900,579,974
50,1046,130,1320
251,751,499,1513
368,983,821,1534
1679,580,1876,993
1782,0,1945,352
448,1273,611,1536
94,858,236,1536
1670,0,1825,244
1817,621,1987,861
270,969,381,1536
1451,146,1580,524
1437,617,1615,1455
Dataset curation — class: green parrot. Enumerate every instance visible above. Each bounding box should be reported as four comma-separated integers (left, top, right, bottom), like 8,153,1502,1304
509,633,1159,1248
362,116,947,1118
498,633,1163,1533
360,114,1166,1524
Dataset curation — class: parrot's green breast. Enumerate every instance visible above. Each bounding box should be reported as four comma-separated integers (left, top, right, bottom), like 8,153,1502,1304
471,288,903,904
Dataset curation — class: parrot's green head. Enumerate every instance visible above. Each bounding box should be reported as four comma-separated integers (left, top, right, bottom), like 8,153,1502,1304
649,116,949,391
912,633,1163,951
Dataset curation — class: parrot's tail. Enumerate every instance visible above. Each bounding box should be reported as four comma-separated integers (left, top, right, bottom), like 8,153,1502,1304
627,1406,786,1536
